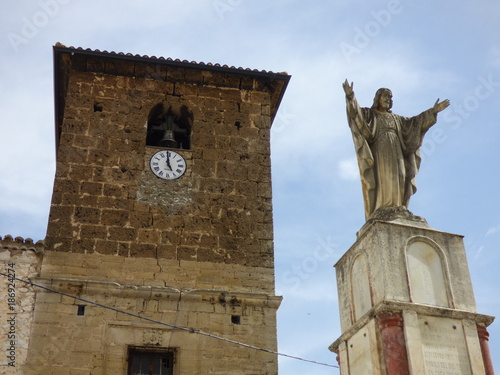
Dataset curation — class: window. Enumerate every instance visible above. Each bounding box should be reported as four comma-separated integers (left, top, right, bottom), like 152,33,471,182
147,102,192,149
128,347,175,375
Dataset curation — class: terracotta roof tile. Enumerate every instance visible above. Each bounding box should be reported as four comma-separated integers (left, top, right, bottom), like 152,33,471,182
55,43,288,76
0,235,45,253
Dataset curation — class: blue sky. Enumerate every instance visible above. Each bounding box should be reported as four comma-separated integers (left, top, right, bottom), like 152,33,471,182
1,1,499,373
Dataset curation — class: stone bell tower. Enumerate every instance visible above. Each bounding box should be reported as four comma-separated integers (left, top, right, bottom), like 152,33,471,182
21,44,290,374
330,82,495,374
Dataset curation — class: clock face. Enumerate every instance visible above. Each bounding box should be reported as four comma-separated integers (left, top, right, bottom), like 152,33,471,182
149,150,187,180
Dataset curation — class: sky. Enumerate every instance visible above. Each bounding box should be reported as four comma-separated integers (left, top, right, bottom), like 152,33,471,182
1,0,499,373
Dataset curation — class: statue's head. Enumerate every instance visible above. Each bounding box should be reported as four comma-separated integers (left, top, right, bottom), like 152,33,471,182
371,88,393,112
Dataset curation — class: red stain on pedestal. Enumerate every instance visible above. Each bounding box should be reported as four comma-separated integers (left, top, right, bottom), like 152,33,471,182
477,325,495,375
377,313,410,375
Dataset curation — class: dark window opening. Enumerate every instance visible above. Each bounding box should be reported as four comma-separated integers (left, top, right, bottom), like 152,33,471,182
147,102,193,149
128,347,174,375
231,315,241,325
77,305,85,316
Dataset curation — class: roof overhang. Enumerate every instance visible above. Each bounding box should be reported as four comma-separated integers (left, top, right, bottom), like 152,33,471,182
53,43,291,150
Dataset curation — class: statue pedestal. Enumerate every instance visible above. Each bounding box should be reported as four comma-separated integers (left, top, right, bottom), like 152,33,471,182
329,219,495,374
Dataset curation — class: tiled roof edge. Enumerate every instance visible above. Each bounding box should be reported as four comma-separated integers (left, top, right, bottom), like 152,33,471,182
0,235,45,253
54,42,290,79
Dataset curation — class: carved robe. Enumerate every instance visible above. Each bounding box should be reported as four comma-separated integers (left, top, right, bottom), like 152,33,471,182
346,96,437,220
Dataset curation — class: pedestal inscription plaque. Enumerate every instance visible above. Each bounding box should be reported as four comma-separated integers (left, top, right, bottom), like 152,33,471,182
418,316,472,374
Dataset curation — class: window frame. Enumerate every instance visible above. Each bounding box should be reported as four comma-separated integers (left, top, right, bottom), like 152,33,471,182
127,346,176,375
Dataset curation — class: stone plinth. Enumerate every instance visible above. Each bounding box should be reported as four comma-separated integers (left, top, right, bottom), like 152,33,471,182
330,219,495,374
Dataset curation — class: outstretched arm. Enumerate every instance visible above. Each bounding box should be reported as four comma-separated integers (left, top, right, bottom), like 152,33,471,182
342,80,374,141
343,79,355,100
343,79,359,119
432,98,450,114
411,98,451,135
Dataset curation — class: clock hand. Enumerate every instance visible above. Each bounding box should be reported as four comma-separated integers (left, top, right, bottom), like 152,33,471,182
166,151,172,170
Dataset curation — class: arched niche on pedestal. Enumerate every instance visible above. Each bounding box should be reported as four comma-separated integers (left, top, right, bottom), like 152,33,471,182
405,237,454,308
350,252,373,322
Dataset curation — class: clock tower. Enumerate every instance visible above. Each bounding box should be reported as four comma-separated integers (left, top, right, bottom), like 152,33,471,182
21,44,290,374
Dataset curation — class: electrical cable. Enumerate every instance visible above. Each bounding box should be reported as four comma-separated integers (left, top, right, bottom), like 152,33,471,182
0,272,339,369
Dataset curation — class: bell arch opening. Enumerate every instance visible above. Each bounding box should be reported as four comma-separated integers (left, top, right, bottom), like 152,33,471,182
146,102,193,149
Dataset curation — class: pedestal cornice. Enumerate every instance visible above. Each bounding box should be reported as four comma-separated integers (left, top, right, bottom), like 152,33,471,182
329,300,495,353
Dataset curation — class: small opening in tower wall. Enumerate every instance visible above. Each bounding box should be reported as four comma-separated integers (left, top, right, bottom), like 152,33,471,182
94,101,103,112
77,305,85,316
147,102,193,149
231,315,241,324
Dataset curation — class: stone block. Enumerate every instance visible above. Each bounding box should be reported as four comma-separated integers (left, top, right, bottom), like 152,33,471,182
130,243,156,258
101,209,129,226
102,184,127,199
177,246,197,261
108,227,137,242
156,244,176,260
80,224,107,240
137,228,161,244
175,83,198,96
74,206,101,224
69,164,94,181
61,119,88,135
95,239,119,255
191,159,216,178
72,239,95,254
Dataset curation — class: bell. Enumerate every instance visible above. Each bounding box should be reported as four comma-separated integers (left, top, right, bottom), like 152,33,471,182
159,129,178,148
158,114,178,148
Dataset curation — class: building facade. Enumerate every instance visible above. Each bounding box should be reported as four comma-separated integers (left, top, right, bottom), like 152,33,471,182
1,44,290,374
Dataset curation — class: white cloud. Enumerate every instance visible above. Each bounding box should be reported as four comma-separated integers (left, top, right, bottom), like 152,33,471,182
338,157,359,181
486,224,500,237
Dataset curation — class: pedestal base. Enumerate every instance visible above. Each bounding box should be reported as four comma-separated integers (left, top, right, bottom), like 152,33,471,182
330,301,494,374
330,220,495,374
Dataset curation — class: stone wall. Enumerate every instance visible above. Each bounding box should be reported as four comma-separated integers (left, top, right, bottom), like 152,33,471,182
21,274,281,374
46,52,285,271
0,237,43,374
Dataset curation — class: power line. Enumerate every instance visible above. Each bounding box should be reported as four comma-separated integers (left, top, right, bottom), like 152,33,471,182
0,272,339,369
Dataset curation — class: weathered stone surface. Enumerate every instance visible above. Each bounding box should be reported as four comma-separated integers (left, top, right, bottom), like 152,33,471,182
335,220,478,332
27,46,290,375
0,245,42,374
331,219,495,374
345,320,382,374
